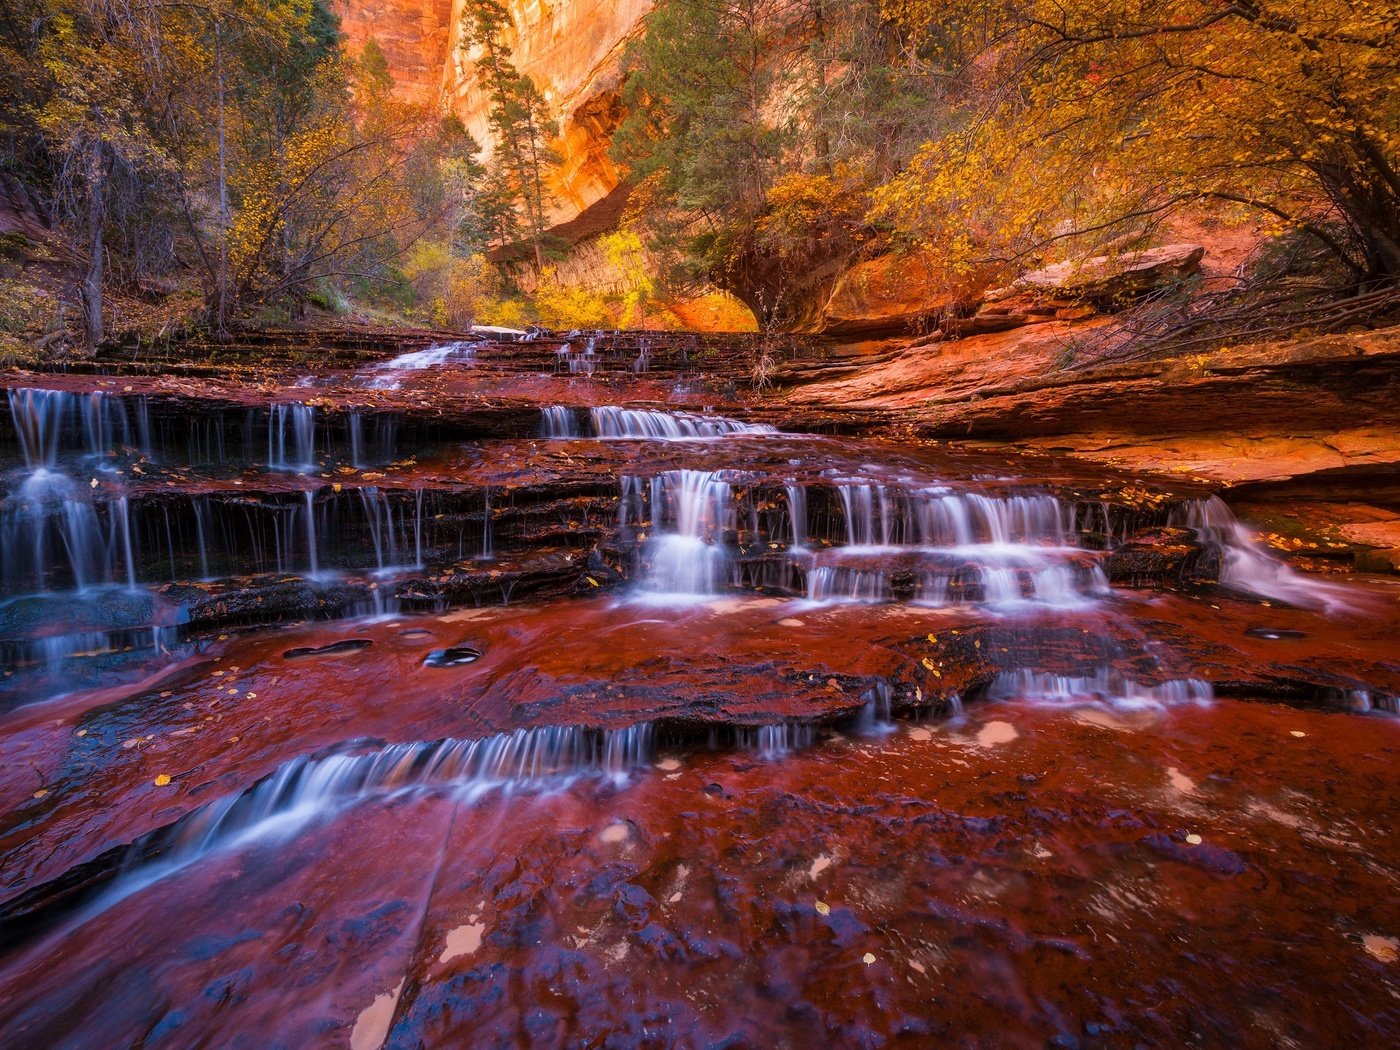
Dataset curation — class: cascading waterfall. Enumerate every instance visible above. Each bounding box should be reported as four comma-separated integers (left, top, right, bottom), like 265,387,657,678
785,484,808,550
631,469,735,598
615,469,1112,608
348,413,365,468
1174,496,1351,609
987,669,1214,710
2,389,144,595
367,341,478,388
591,407,775,440
5,387,154,468
832,482,1075,549
737,723,818,759
37,722,661,918
540,406,581,438
267,403,317,473
801,481,1104,607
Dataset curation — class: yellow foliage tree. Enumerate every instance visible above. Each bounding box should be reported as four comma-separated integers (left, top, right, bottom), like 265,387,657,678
600,230,654,328
875,1,1400,286
532,267,613,330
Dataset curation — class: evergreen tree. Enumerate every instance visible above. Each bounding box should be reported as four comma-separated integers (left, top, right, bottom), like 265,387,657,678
459,0,560,269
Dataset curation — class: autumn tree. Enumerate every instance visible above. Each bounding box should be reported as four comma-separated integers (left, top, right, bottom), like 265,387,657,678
874,0,1400,289
459,0,559,268
613,0,946,326
3,0,193,347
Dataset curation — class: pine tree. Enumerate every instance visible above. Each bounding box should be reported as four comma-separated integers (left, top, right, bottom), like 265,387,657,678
459,0,560,269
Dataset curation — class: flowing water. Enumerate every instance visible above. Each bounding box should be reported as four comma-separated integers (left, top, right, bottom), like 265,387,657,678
0,340,1397,1047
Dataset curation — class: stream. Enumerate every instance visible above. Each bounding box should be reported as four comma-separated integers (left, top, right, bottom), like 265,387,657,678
0,334,1397,1046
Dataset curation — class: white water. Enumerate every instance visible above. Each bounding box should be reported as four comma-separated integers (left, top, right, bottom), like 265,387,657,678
2,390,146,596
636,469,736,599
539,406,581,439
33,723,654,924
367,341,478,388
591,407,775,440
6,387,153,468
1175,496,1353,609
267,403,317,473
988,669,1214,710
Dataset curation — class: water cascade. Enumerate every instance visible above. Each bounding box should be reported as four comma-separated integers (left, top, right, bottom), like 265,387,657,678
987,669,1214,710
631,470,736,598
368,341,478,388
267,403,317,473
591,407,775,440
34,723,662,921
5,387,154,468
1174,496,1352,609
539,406,581,438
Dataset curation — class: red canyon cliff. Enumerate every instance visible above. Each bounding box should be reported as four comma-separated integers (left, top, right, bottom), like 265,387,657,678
333,0,648,225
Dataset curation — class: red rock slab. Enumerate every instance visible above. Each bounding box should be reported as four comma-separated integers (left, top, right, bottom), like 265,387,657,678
0,792,457,1047
0,599,979,893
5,569,1399,910
4,699,1395,1045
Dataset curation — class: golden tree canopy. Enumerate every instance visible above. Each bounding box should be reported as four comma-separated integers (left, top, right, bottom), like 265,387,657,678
875,0,1400,284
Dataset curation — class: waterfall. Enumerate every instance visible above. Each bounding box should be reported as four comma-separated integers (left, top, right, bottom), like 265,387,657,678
987,669,1214,710
796,482,1101,607
348,413,365,468
854,681,896,735
631,470,735,598
591,407,775,440
807,565,889,603
369,341,478,386
268,403,317,473
76,723,660,909
832,482,1074,549
359,487,400,572
6,387,154,468
2,389,147,594
9,387,65,469
735,722,817,758
785,484,808,549
109,496,138,590
1174,496,1351,609
302,491,319,576
540,406,581,438
481,490,493,559
192,496,211,579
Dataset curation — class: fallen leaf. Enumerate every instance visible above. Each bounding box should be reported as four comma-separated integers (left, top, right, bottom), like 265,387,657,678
154,774,171,787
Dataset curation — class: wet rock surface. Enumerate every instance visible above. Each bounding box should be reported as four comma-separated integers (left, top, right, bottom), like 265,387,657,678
2,330,1399,1046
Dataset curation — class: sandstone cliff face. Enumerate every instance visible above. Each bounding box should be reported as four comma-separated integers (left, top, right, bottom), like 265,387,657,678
444,0,651,225
336,0,650,227
332,0,456,100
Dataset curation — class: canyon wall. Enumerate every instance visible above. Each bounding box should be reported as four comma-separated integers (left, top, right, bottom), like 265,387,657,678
334,0,648,227
331,0,456,100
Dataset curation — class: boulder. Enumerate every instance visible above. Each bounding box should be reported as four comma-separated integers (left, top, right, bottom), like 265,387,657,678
1105,528,1220,586
991,244,1206,306
815,252,980,338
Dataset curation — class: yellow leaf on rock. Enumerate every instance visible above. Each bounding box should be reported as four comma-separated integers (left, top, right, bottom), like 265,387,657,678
154,774,171,787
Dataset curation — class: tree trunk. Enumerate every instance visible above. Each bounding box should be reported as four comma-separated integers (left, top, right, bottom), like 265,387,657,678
215,23,230,333
81,141,107,350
